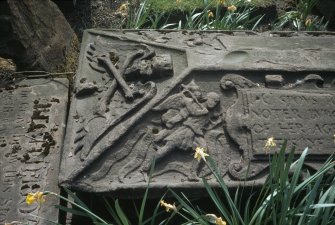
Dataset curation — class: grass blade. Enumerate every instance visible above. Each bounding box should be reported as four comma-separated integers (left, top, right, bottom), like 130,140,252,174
115,199,130,225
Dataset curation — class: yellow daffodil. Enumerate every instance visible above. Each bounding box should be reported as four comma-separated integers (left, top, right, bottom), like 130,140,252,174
176,0,181,4
26,193,36,205
118,3,128,12
160,200,177,212
217,0,225,5
205,214,227,225
26,191,45,205
305,18,312,27
216,217,227,225
264,137,276,154
227,5,237,12
208,11,214,18
194,147,209,162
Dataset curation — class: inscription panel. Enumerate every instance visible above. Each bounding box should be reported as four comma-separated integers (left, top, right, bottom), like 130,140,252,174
245,90,335,155
0,78,68,224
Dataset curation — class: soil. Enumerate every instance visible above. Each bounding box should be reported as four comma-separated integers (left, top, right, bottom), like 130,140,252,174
56,0,128,40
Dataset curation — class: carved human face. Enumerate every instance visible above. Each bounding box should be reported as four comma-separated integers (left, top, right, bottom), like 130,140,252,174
193,90,203,100
206,92,220,108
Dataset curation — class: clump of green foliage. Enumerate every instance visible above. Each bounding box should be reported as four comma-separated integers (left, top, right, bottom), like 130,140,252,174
274,0,328,31
125,0,328,31
171,143,335,225
146,0,273,12
126,0,264,30
20,140,335,225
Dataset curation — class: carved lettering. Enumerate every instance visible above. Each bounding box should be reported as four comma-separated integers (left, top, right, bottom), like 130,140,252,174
0,79,67,224
245,90,335,155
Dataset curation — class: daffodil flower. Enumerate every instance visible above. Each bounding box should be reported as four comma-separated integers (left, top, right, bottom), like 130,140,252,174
264,137,276,154
205,214,227,225
227,5,237,12
160,200,177,212
118,3,128,12
25,190,108,224
26,191,46,205
194,147,209,162
208,11,214,18
305,18,312,27
217,0,225,5
216,217,227,225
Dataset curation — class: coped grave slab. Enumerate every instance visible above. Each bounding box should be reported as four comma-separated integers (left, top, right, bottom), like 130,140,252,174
0,78,68,224
59,30,335,196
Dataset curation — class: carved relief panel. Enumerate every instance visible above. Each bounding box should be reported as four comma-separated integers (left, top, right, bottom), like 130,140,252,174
60,30,335,195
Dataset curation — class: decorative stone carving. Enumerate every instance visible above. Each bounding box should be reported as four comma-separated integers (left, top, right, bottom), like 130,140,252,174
60,30,335,195
0,78,68,224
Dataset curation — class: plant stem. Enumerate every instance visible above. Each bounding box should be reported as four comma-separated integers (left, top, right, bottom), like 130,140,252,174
46,191,109,224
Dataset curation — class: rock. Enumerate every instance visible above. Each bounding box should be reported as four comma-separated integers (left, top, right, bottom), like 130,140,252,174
0,0,79,72
0,57,16,86
0,56,15,72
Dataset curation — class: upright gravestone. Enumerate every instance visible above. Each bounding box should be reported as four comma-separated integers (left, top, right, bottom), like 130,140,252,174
0,78,68,224
59,30,335,196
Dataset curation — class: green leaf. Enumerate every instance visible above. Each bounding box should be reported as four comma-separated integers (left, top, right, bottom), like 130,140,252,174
311,204,335,209
202,178,233,225
139,159,156,225
104,197,122,225
94,223,114,225
148,194,167,225
63,187,90,210
60,187,108,223
115,199,130,225
55,204,90,217
170,189,208,224
206,157,245,225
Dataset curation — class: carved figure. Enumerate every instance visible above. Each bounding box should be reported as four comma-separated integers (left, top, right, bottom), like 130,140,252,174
144,81,221,180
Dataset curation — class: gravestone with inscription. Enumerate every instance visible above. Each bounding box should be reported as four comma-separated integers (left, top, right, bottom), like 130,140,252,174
0,78,68,224
59,30,335,196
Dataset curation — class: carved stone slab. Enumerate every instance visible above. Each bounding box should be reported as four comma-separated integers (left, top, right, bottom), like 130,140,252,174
0,78,68,224
60,30,335,195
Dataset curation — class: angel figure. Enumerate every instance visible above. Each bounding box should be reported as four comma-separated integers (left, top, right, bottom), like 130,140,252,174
144,80,221,180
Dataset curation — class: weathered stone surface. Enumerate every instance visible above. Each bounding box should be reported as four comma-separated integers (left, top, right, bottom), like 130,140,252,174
60,30,335,195
0,0,78,72
0,78,68,224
